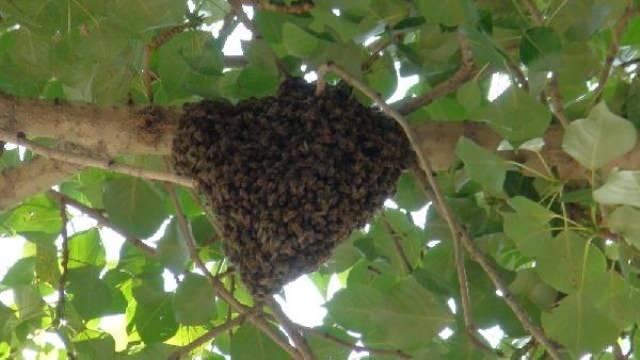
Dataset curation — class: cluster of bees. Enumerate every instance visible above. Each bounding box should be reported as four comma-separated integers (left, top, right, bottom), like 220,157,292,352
172,78,414,297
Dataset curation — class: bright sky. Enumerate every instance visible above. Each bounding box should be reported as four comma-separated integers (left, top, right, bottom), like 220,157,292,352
0,6,522,358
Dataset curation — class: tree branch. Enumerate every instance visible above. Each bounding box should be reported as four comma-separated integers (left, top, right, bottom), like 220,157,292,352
168,311,252,360
165,184,303,359
397,31,475,115
54,198,70,328
594,0,636,103
0,130,193,187
47,190,158,258
319,62,562,360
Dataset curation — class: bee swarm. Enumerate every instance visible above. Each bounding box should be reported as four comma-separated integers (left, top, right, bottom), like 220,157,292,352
172,78,414,298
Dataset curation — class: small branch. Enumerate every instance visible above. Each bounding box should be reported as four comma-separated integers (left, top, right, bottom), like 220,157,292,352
0,130,193,187
594,0,635,103
54,199,70,328
361,36,394,71
398,31,475,115
612,341,626,360
506,61,529,91
380,217,413,273
229,0,259,35
521,0,545,23
144,21,202,102
546,77,570,128
265,298,315,360
298,326,412,359
165,184,303,360
47,190,158,258
169,311,252,359
619,57,640,68
520,0,570,127
319,62,562,360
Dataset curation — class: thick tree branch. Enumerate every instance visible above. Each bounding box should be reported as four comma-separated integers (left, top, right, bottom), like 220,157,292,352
0,130,193,187
319,62,562,360
47,190,158,258
0,93,179,156
6,89,640,210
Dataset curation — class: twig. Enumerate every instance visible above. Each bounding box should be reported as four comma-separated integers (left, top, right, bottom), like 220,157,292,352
143,21,201,102
397,31,475,115
241,0,313,14
319,62,562,360
297,325,412,359
521,0,545,23
55,198,70,328
506,61,529,91
165,184,303,360
619,57,640,68
168,311,252,359
229,0,259,35
362,36,394,71
612,341,626,360
594,0,635,103
0,130,194,187
265,298,316,360
520,0,570,128
47,190,158,258
380,217,413,273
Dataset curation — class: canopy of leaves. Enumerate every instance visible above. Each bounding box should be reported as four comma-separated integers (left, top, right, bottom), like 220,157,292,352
1,0,640,359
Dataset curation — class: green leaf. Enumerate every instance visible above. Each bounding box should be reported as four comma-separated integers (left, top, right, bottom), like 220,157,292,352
327,278,453,350
68,229,106,269
456,81,482,113
103,177,168,239
520,27,563,71
133,293,178,343
172,273,217,325
13,285,44,320
607,206,640,248
542,293,618,355
392,172,429,211
74,334,116,360
1,194,62,234
503,196,555,257
416,0,475,26
231,324,289,360
536,231,607,294
282,23,320,58
455,137,508,194
36,242,60,286
156,219,189,274
1,257,35,287
594,170,640,207
67,266,112,320
306,327,354,359
562,102,637,170
479,87,551,143
236,65,280,98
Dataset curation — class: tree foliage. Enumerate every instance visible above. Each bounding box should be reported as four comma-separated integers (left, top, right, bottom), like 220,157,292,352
0,0,640,359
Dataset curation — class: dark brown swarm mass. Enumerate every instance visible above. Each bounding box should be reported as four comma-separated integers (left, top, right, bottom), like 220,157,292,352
172,78,414,297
